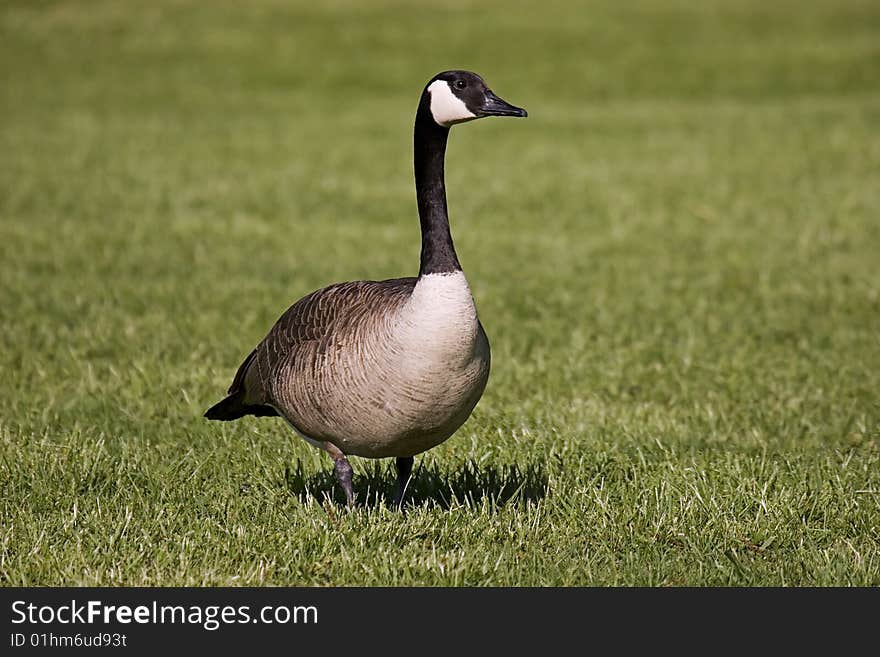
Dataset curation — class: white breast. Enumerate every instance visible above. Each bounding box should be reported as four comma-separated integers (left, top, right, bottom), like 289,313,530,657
396,271,480,363
404,270,476,328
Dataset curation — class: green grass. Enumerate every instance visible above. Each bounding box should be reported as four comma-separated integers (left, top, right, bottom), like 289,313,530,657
2,0,879,586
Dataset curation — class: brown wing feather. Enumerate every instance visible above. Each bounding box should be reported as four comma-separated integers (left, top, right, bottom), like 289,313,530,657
235,277,417,408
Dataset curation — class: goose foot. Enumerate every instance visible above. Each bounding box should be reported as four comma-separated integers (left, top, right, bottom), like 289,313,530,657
394,456,414,509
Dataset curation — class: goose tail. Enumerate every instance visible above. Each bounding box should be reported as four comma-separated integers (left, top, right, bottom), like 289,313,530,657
204,393,277,421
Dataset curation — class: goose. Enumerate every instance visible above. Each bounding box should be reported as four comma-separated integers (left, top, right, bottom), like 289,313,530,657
205,70,526,506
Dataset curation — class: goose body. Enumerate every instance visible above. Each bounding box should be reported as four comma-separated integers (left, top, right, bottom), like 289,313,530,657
234,272,489,458
205,71,526,504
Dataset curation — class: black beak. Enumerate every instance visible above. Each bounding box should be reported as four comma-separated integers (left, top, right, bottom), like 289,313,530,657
479,90,528,118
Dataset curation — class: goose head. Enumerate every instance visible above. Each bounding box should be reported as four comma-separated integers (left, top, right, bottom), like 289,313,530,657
424,70,527,128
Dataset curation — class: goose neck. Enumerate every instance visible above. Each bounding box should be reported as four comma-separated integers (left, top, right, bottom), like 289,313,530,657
414,103,461,277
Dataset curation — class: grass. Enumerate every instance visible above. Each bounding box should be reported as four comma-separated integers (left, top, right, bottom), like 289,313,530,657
1,0,879,586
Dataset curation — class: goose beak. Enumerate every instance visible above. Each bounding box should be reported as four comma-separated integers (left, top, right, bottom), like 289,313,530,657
479,90,528,118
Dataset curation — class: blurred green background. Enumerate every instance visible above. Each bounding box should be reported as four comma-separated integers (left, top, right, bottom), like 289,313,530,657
1,0,878,585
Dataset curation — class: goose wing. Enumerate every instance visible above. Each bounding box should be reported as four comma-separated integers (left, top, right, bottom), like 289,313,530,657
211,277,417,416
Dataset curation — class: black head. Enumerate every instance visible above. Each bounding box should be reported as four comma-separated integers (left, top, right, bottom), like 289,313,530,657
424,70,527,128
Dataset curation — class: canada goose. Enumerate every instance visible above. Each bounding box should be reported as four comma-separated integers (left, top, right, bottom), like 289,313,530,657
205,70,526,506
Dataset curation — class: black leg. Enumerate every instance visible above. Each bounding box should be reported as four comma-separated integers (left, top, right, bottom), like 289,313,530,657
321,441,355,506
394,456,414,508
333,457,355,506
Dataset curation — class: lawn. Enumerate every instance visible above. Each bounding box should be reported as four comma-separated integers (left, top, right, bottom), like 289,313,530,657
1,0,878,586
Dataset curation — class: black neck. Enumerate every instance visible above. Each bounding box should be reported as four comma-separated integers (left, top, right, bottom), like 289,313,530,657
414,93,461,276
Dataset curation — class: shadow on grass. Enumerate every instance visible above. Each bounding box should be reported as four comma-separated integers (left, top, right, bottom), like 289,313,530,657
284,458,548,509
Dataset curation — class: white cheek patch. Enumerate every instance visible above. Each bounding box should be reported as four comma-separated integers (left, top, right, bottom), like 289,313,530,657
428,80,477,127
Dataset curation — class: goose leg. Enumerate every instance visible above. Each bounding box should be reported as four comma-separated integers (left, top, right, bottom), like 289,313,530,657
394,456,414,508
324,442,355,505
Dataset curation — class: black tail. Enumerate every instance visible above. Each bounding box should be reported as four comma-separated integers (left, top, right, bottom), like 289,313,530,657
204,394,278,421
